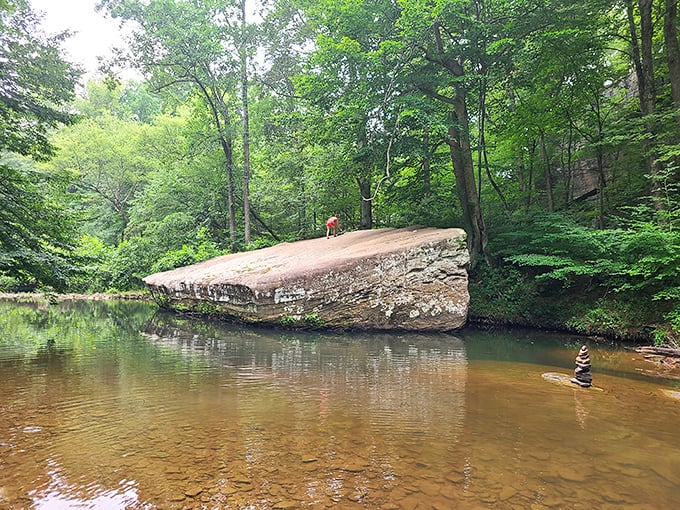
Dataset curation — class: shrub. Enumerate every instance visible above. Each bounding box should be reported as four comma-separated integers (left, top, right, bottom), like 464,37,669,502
468,264,537,323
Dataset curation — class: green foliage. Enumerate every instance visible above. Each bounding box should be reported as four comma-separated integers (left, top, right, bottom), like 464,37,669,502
0,0,80,160
564,300,635,337
278,314,325,329
49,113,161,244
68,226,228,293
0,0,82,290
153,293,171,308
75,80,163,123
659,288,680,346
44,94,229,292
246,237,279,251
653,329,669,347
504,216,679,306
485,211,680,337
0,159,81,291
195,301,220,316
303,314,324,328
468,264,538,323
102,236,157,291
150,229,225,274
68,235,114,293
279,315,299,327
288,0,404,230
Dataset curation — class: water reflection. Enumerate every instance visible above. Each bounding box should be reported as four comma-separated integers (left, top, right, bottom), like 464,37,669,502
142,312,469,444
139,313,470,507
30,470,147,510
1,300,679,509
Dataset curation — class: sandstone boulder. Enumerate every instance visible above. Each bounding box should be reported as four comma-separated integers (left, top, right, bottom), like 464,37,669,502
143,226,470,331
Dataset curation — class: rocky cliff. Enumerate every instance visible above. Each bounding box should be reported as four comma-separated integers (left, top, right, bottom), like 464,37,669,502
143,226,470,331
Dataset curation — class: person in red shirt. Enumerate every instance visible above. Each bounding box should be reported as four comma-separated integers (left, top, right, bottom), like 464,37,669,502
326,214,339,238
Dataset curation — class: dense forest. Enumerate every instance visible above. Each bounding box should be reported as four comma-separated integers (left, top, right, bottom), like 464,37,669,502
1,0,678,345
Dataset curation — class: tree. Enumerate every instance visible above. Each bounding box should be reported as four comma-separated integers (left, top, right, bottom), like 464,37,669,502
397,0,491,265
74,79,163,123
100,0,246,248
49,114,158,244
664,0,680,112
0,0,81,290
0,0,80,160
239,0,253,244
489,0,621,223
288,0,405,230
622,0,680,217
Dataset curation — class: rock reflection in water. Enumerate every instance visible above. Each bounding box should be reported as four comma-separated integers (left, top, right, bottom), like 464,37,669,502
139,312,469,508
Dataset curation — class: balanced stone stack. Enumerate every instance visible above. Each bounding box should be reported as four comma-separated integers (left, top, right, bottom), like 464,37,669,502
571,345,592,387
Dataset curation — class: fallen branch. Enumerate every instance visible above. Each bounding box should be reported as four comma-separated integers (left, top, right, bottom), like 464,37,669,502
634,346,680,357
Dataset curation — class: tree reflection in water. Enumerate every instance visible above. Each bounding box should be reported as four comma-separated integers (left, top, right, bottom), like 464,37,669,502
1,300,679,509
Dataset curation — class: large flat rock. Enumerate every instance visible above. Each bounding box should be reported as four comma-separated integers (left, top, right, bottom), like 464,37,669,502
143,226,470,331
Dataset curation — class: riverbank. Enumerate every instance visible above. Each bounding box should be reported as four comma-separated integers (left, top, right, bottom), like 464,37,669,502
467,270,679,348
1,288,677,348
0,291,152,302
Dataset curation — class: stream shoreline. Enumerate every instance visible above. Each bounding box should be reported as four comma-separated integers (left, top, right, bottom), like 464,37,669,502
1,291,675,348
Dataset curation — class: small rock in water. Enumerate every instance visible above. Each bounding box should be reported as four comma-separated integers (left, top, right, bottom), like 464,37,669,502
660,389,680,401
570,345,592,387
272,501,298,509
184,485,203,497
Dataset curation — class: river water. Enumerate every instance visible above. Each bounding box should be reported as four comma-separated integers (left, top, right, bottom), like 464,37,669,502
1,298,678,509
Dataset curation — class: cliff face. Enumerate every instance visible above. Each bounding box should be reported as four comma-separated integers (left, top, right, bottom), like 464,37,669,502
143,226,470,331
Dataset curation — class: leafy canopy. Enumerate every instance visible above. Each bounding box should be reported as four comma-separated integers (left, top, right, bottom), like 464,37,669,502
0,0,81,291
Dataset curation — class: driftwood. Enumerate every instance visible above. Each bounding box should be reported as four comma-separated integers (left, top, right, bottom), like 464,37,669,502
634,346,680,358
626,346,680,381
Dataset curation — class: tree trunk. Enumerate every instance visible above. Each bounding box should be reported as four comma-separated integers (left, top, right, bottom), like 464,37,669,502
219,135,237,246
431,21,487,267
539,130,554,212
202,87,236,249
594,96,607,229
626,0,646,102
240,0,251,245
479,85,509,212
447,123,470,231
448,96,487,267
358,177,372,229
634,346,680,357
664,0,680,125
422,126,431,196
638,0,656,117
166,74,238,248
524,140,536,209
630,0,665,212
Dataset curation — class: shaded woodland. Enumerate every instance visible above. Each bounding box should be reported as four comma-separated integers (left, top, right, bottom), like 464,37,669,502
1,0,679,343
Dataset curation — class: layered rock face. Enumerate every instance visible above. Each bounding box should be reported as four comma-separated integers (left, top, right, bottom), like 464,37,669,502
143,226,470,331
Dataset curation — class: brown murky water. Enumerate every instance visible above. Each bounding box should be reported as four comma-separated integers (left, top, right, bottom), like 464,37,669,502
1,299,679,509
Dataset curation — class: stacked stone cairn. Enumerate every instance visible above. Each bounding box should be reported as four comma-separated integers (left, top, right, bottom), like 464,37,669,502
571,345,592,387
